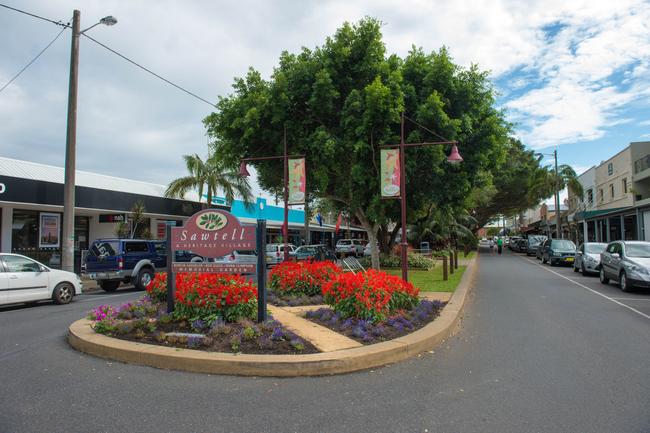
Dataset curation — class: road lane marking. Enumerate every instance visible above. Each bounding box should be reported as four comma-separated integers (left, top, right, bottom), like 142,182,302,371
521,257,650,320
76,292,141,303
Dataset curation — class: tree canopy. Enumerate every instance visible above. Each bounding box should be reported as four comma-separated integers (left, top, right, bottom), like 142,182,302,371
204,18,561,267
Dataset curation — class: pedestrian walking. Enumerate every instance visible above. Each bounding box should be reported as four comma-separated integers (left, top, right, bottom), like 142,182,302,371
497,237,503,255
489,238,495,255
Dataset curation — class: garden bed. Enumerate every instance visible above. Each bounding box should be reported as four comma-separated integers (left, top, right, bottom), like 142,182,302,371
304,300,445,344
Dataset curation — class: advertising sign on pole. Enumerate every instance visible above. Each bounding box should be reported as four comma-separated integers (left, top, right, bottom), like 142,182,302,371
288,158,306,204
380,148,400,198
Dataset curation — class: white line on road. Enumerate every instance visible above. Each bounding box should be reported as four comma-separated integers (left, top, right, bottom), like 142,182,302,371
77,292,140,304
522,257,650,320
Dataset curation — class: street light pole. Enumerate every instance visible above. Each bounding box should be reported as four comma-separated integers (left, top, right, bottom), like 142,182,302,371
554,149,561,239
283,126,290,261
62,9,80,273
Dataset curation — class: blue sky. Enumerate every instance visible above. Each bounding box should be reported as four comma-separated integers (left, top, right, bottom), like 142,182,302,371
1,0,649,204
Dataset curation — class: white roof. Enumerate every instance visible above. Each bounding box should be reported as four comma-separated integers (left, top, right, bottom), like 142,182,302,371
0,156,200,201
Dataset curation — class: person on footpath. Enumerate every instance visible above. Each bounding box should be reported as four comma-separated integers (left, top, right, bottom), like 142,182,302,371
489,237,495,255
497,237,503,255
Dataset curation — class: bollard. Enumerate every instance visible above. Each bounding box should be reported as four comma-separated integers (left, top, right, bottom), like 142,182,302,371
449,251,454,275
442,255,448,281
454,250,459,269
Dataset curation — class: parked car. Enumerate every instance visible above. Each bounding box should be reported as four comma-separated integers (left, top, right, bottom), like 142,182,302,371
85,239,202,292
508,236,521,250
265,243,296,266
541,239,577,266
535,241,545,260
573,242,607,275
0,253,82,306
599,241,650,292
527,235,547,257
515,238,528,253
292,245,337,262
363,242,380,257
214,250,257,265
335,239,365,257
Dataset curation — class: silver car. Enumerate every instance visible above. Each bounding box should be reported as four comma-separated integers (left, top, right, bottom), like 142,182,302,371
599,241,650,292
265,243,296,266
573,242,607,275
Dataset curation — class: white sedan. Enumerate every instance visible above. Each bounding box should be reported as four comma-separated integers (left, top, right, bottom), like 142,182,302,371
0,253,82,306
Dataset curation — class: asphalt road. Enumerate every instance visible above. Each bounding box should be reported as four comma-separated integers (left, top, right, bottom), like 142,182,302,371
1,249,648,433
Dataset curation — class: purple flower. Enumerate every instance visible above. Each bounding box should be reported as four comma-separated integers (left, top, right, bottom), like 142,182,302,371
271,327,284,341
352,326,367,339
415,310,429,322
340,318,354,330
362,334,374,343
191,319,206,332
328,316,340,327
290,338,305,351
187,336,202,349
386,318,396,327
371,326,385,337
392,322,404,332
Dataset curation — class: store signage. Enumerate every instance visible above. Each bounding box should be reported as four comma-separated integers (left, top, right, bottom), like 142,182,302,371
171,262,256,274
0,182,5,194
380,148,400,198
171,209,256,258
288,158,306,204
99,213,127,223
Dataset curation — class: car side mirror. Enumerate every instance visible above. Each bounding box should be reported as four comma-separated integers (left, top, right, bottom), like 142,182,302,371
39,265,48,272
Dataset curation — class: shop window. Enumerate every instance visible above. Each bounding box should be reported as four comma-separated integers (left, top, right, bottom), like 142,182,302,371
587,189,593,205
622,178,627,194
610,184,615,198
607,163,613,176
11,210,39,252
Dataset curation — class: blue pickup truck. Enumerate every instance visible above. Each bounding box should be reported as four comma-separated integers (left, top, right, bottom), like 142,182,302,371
84,239,202,292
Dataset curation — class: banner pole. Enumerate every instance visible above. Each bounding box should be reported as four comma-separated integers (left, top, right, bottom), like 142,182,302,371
165,224,175,313
256,219,267,323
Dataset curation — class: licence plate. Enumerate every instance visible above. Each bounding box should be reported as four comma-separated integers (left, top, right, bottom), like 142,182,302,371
565,257,574,262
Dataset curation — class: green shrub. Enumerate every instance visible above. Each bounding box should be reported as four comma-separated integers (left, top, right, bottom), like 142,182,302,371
359,253,434,270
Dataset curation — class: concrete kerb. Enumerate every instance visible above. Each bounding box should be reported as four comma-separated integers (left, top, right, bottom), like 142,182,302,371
68,255,479,377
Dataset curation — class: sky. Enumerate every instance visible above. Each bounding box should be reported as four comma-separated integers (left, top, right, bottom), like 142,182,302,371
1,0,649,205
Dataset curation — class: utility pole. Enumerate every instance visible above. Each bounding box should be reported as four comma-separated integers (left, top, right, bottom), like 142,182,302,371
554,149,561,239
62,10,80,273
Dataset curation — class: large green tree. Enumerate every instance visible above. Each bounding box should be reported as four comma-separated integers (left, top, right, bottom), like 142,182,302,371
205,18,512,268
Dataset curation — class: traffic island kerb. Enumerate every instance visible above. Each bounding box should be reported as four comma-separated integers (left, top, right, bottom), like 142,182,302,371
68,255,479,377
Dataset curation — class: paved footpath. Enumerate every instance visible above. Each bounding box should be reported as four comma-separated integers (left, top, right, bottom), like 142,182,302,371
1,249,649,433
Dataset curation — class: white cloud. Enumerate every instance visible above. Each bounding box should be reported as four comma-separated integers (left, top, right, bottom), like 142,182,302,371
1,0,650,196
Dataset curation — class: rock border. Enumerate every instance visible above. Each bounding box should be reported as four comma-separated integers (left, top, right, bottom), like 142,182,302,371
68,255,478,376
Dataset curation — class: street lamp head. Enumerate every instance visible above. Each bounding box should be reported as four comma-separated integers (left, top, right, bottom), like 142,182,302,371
239,161,251,177
100,16,118,26
447,144,463,164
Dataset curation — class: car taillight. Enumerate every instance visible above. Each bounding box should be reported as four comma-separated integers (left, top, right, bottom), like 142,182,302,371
118,257,124,269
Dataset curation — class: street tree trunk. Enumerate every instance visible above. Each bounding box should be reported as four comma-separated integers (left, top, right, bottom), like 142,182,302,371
355,209,380,269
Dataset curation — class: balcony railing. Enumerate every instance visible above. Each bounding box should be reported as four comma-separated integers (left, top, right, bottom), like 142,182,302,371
634,154,650,174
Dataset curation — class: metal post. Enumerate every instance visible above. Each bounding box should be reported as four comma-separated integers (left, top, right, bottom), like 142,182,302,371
620,215,625,240
256,220,267,323
554,149,562,239
283,126,289,262
442,255,448,281
62,10,80,273
606,218,611,242
165,224,175,313
399,112,408,282
449,250,454,275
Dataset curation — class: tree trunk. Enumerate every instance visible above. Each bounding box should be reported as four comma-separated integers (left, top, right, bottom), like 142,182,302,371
355,209,380,269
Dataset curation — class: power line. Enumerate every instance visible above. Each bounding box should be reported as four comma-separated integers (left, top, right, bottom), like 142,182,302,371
82,33,217,108
0,3,69,27
0,26,68,95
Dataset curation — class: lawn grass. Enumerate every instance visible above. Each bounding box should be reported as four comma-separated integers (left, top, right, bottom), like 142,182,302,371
385,265,467,292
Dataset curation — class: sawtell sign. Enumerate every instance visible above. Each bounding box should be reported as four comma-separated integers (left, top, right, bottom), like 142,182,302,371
170,210,256,257
166,209,268,322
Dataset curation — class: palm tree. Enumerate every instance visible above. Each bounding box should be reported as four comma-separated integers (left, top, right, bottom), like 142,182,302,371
165,153,253,208
528,158,584,203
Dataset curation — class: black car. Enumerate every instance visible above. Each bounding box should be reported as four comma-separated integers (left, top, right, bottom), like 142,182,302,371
527,235,547,256
291,245,337,262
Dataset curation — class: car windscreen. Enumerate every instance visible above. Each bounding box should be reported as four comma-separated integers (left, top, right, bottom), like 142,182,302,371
585,244,607,254
625,244,650,258
337,240,351,245
552,240,576,250
265,245,277,252
90,241,119,257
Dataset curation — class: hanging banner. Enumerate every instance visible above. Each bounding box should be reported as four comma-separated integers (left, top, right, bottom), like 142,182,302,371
288,158,306,204
381,148,400,198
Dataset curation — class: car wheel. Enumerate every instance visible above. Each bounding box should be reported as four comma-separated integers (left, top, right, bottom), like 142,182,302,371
53,282,74,305
550,259,556,266
190,256,203,263
581,263,588,276
99,280,120,292
619,272,631,293
136,268,154,291
599,268,609,284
